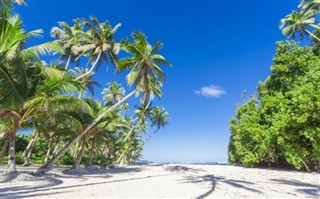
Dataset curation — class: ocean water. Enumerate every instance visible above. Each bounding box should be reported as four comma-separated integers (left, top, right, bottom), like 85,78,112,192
138,160,228,165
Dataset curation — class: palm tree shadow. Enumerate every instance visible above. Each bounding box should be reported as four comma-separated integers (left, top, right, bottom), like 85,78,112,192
165,165,205,174
0,177,64,199
182,174,216,199
270,179,320,197
0,167,174,199
180,175,263,199
61,166,143,176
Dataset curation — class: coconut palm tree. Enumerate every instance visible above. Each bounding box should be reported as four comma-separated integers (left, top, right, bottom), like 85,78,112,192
69,67,100,98
39,31,171,171
51,19,84,69
299,0,320,11
0,3,64,172
101,81,126,105
139,107,169,148
280,9,320,42
74,16,121,80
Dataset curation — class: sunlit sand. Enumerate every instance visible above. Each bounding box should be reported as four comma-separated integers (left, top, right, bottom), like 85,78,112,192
1,164,319,198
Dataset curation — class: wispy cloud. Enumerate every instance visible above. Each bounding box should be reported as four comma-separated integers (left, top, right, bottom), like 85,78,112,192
194,85,226,98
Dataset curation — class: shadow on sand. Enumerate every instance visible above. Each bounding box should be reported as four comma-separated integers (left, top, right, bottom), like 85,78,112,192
165,165,205,174
169,165,263,199
270,179,320,197
0,166,174,199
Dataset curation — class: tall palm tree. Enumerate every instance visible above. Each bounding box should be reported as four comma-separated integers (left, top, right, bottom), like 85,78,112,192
101,81,126,105
280,9,320,42
39,31,171,171
51,19,84,69
139,107,169,148
0,2,64,172
75,16,121,80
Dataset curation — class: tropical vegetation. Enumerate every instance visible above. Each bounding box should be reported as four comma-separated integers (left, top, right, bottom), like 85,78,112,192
0,0,170,173
228,0,320,171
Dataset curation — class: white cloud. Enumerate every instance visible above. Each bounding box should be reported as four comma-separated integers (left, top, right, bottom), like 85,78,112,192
194,85,226,98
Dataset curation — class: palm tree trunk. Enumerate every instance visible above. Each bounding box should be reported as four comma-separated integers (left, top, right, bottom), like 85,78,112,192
139,128,160,148
87,135,97,167
22,131,39,166
44,138,54,163
122,126,135,145
116,101,151,164
72,137,86,169
0,137,9,164
6,125,19,173
306,29,320,42
65,54,71,70
39,89,137,171
75,51,102,80
52,140,60,156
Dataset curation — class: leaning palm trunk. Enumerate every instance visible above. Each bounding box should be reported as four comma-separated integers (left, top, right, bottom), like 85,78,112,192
87,135,97,167
6,125,19,173
0,137,9,163
44,138,55,163
22,131,39,166
306,29,320,42
139,128,160,148
52,140,60,156
116,102,151,164
65,54,71,70
39,89,137,171
72,137,86,169
75,51,102,80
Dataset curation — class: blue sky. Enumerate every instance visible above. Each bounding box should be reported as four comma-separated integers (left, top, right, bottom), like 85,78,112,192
17,0,299,163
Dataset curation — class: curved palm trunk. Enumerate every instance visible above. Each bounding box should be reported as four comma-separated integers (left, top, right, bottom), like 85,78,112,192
22,131,39,166
75,51,102,81
140,128,160,148
306,29,320,42
72,137,86,169
6,125,19,173
39,89,137,171
87,135,97,167
0,137,9,163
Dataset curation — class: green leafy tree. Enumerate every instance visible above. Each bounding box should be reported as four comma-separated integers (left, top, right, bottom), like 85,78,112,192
229,41,320,170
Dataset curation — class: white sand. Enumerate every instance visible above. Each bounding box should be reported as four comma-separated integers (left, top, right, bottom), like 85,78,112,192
0,164,319,198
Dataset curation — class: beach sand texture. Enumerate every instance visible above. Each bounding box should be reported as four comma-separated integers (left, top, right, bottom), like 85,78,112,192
0,164,319,198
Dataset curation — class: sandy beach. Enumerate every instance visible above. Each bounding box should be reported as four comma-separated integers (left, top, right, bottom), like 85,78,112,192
0,164,319,198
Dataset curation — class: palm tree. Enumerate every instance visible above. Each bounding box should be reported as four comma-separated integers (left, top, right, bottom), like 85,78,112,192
299,0,320,11
39,31,171,171
75,16,121,80
101,81,126,105
0,2,65,172
51,19,84,69
21,129,39,166
280,9,320,42
69,67,100,98
139,107,169,148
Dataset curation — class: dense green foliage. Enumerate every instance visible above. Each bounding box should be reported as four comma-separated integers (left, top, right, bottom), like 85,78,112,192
229,42,320,170
0,0,170,173
229,0,320,171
